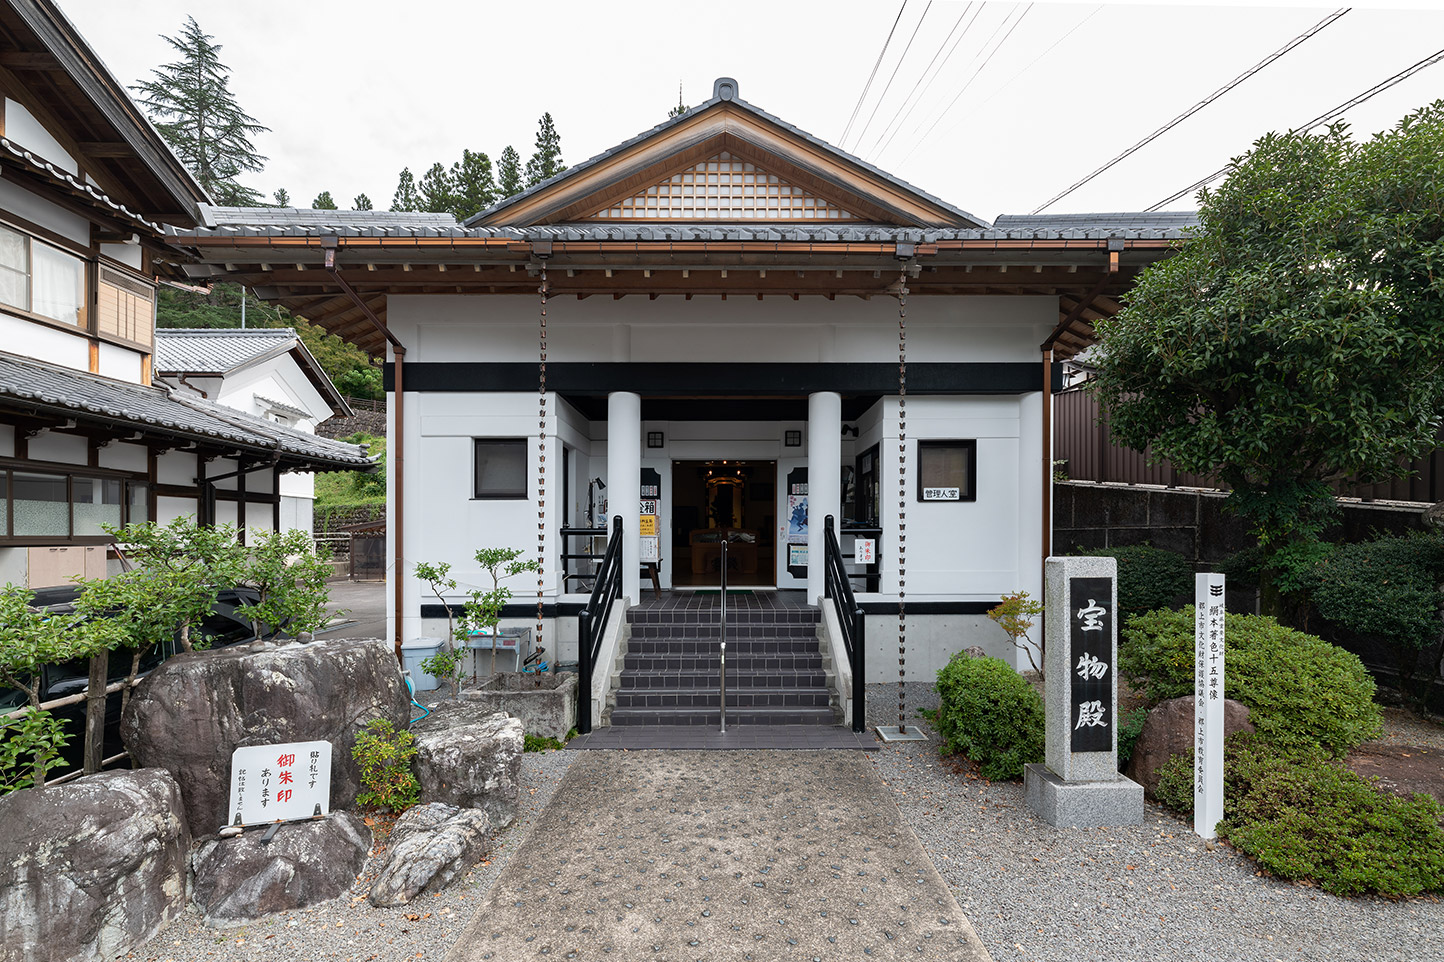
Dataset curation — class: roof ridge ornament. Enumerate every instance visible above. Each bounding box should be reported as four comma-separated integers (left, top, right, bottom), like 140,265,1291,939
713,77,738,102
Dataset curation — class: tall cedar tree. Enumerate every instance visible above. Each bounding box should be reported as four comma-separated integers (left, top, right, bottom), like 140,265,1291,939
132,18,268,206
496,146,524,199
524,113,565,187
311,191,338,210
417,162,456,214
451,149,497,220
391,167,420,211
1090,102,1444,613
272,187,290,206
353,193,373,211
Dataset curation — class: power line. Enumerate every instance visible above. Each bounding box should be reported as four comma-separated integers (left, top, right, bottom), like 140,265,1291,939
1031,7,1349,214
840,2,909,147
897,3,1035,167
971,5,1103,114
1147,44,1444,211
867,2,983,160
849,2,934,153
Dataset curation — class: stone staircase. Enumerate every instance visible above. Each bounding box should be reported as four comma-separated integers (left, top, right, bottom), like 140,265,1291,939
605,597,840,726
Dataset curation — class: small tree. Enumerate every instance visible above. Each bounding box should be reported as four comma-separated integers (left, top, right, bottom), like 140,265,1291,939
987,591,1045,680
236,529,336,641
524,113,565,188
496,146,524,199
311,190,338,210
461,548,541,676
72,568,188,716
352,193,373,211
272,187,291,206
414,561,466,692
416,162,455,214
390,166,420,211
450,149,497,220
105,518,246,652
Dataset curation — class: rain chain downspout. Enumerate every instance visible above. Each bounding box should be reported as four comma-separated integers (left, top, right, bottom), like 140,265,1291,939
537,257,550,665
323,240,408,664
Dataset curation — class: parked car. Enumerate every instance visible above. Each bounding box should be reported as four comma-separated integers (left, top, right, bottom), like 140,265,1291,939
0,586,283,779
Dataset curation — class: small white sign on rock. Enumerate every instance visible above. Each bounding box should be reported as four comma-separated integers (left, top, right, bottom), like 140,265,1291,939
227,740,332,828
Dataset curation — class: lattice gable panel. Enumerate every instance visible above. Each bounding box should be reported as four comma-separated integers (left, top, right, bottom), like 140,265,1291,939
584,151,860,221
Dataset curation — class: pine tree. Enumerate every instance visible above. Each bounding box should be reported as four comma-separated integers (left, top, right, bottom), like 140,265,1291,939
668,82,689,119
450,149,497,220
272,187,290,207
497,145,524,199
416,162,455,214
311,190,338,210
524,112,565,187
353,193,373,211
132,17,269,206
391,167,420,211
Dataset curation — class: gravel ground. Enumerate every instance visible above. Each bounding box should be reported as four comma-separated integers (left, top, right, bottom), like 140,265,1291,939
863,683,1444,962
1375,705,1444,750
131,749,578,962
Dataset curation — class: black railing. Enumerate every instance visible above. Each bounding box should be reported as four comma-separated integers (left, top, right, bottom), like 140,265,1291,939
559,525,607,593
823,514,867,733
576,515,623,734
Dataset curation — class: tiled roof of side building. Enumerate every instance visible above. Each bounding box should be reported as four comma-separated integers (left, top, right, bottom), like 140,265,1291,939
993,211,1199,231
202,206,463,229
154,328,297,374
0,352,374,469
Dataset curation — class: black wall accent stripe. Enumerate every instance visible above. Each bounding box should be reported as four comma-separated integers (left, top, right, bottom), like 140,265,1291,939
386,362,1061,396
859,601,999,615
421,603,585,619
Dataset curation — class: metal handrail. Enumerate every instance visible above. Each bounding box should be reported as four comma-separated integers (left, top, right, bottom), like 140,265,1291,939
718,540,728,733
559,524,607,592
823,515,867,733
576,515,623,734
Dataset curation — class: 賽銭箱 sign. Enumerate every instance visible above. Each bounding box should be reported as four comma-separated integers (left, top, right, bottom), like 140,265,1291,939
227,740,331,827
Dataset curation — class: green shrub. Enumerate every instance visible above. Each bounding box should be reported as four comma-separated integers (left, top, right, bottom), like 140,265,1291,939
1157,737,1444,896
1116,707,1149,770
934,655,1044,780
1075,545,1194,624
1120,606,1380,756
524,733,566,752
352,718,420,813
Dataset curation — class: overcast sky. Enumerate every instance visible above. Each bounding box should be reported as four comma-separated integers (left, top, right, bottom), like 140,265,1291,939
60,0,1444,222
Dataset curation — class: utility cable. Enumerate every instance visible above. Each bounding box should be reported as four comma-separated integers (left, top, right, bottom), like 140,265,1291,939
971,4,1103,114
897,3,1034,167
849,2,933,153
867,2,983,160
841,2,909,146
1031,7,1349,214
1148,44,1444,211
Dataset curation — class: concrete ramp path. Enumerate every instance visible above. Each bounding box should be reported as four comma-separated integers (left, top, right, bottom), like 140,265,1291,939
444,750,992,962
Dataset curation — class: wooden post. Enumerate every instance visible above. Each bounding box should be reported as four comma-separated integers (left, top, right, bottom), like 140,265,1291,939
83,650,108,774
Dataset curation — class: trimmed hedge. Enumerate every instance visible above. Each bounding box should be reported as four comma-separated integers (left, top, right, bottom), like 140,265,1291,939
1305,532,1444,651
934,654,1044,780
1120,606,1381,756
1156,737,1444,897
1074,545,1193,624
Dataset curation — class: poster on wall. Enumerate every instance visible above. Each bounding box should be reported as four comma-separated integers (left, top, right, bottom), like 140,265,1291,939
788,544,808,567
786,495,808,541
640,536,659,562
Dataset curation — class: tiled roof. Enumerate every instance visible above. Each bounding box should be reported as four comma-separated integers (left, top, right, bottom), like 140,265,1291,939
993,212,1199,232
203,206,462,230
154,328,297,374
0,352,374,469
465,80,989,229
0,135,163,232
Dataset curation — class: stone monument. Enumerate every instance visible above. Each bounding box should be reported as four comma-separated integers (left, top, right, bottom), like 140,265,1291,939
1024,555,1144,827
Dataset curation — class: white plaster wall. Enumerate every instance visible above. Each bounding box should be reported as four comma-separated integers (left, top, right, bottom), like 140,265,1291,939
278,494,312,535
27,431,86,464
96,441,148,474
0,423,14,457
99,245,143,271
4,100,76,174
214,356,332,424
0,312,87,372
97,342,143,383
864,614,1017,683
156,495,199,525
0,176,88,245
155,450,198,487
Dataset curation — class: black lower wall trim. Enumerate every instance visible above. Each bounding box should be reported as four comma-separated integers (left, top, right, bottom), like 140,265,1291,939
421,603,585,619
858,601,998,615
387,361,1060,395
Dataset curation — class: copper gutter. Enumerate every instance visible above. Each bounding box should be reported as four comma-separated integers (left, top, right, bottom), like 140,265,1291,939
323,240,408,663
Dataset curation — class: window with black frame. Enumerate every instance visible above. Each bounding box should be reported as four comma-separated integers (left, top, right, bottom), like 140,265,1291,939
473,439,527,499
917,439,978,502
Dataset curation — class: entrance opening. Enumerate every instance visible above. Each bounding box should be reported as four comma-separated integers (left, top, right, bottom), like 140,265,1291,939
670,460,776,587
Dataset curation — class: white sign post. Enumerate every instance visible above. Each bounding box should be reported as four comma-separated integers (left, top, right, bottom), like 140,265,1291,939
227,740,332,829
1194,573,1226,839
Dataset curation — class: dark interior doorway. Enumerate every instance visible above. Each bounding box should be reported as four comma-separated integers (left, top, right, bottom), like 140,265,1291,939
670,460,776,587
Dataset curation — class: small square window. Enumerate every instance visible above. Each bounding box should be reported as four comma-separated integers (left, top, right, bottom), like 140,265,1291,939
647,432,664,448
784,430,802,447
474,439,527,499
917,440,977,502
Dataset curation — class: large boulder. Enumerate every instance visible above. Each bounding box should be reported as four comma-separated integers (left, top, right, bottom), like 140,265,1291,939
1126,695,1255,796
191,811,370,924
121,638,407,835
412,711,523,827
0,769,189,962
368,803,491,907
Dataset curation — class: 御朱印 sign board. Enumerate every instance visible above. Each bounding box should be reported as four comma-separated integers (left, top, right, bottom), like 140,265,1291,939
228,740,332,827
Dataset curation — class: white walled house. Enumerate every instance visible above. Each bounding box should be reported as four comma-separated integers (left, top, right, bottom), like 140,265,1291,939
0,0,372,588
167,78,1186,723
155,328,356,533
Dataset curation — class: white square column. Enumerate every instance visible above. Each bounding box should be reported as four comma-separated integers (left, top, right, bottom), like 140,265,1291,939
806,391,841,604
608,391,642,604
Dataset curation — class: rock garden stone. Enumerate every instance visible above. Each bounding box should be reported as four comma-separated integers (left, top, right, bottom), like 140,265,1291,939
412,710,523,827
458,671,578,740
121,637,408,835
368,803,491,906
0,769,189,962
1126,694,1254,796
191,811,370,924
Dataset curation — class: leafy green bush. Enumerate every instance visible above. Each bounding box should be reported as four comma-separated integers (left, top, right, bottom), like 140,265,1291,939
1116,707,1149,770
1157,736,1444,896
934,655,1044,780
524,733,566,752
1076,545,1193,623
1120,606,1380,756
352,718,420,813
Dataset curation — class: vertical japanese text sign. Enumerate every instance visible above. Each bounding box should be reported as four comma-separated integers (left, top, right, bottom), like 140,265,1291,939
1194,573,1225,839
228,740,332,828
1069,577,1113,753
